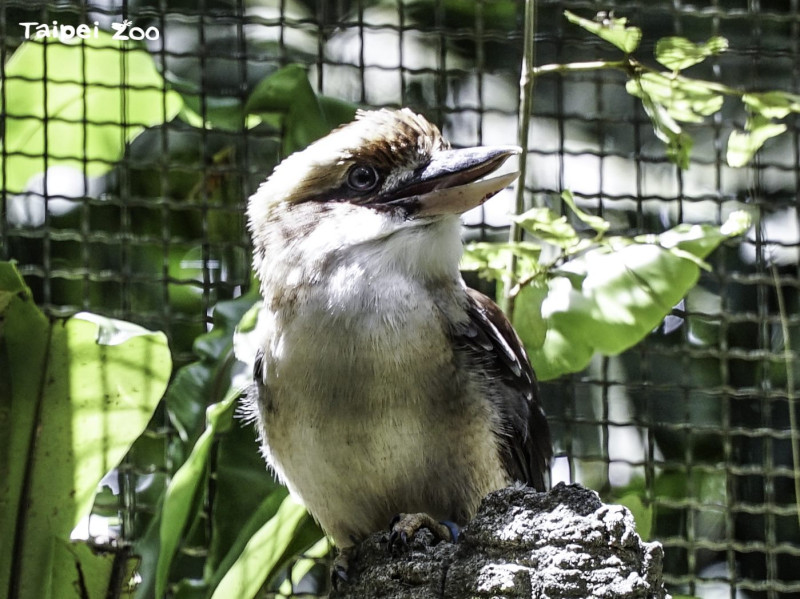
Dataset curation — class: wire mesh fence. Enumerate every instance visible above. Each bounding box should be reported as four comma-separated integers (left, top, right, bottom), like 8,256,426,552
2,0,799,598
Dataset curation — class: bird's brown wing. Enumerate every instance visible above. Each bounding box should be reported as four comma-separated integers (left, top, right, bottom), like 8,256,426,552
456,288,552,491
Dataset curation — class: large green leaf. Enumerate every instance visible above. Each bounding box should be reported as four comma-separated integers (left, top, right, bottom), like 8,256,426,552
206,423,285,575
523,212,750,380
0,262,171,599
148,285,325,599
135,290,265,599
155,388,240,599
50,539,138,599
1,32,183,193
245,64,356,156
209,495,313,599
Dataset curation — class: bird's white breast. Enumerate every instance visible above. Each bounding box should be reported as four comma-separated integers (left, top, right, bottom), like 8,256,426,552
253,214,508,545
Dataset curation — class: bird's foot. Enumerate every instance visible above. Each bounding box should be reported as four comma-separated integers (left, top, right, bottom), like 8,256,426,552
331,545,356,587
387,513,460,553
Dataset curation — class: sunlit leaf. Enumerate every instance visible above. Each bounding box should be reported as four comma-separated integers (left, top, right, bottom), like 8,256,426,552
519,211,750,380
727,114,787,167
0,33,183,193
461,241,542,283
513,207,580,248
741,90,800,119
654,213,751,256
564,10,642,54
628,72,724,124
561,190,610,234
655,36,728,71
628,80,694,169
512,282,548,350
0,262,170,599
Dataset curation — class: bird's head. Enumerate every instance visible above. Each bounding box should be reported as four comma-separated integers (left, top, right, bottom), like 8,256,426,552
248,108,519,292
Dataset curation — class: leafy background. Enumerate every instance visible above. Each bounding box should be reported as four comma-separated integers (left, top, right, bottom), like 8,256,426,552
1,1,799,599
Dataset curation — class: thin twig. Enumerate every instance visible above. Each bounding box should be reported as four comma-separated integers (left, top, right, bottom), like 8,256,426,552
532,57,744,98
533,60,628,75
770,264,800,528
503,0,536,317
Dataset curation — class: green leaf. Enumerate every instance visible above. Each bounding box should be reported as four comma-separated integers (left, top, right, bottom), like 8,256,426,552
529,211,750,380
206,424,286,575
741,90,800,119
246,64,357,157
655,36,728,71
206,487,290,590
512,282,548,351
50,539,137,599
513,207,580,248
615,493,653,541
155,387,241,599
626,70,727,168
1,33,183,193
209,495,312,599
725,92,800,167
1,263,50,599
461,241,542,283
627,77,695,169
165,291,258,448
628,72,724,124
276,537,331,596
129,290,260,598
727,113,787,167
653,212,751,257
560,190,610,234
275,537,330,596
564,10,642,54
318,95,360,129
0,262,170,599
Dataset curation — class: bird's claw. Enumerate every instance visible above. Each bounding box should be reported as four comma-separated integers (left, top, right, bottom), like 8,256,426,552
387,512,459,554
331,546,354,588
332,563,348,585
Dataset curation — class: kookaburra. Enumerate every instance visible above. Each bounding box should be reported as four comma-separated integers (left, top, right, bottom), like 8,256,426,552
245,108,552,569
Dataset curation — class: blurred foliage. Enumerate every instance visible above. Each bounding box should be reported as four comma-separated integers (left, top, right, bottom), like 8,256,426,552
1,33,182,194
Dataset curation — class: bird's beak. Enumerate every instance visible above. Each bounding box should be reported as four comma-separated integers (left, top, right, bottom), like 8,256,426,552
378,146,521,217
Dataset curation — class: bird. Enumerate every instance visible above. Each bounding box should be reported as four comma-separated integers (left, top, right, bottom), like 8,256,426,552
243,107,552,571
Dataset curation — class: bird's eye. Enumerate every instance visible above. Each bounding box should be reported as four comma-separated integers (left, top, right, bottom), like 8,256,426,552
347,165,380,192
